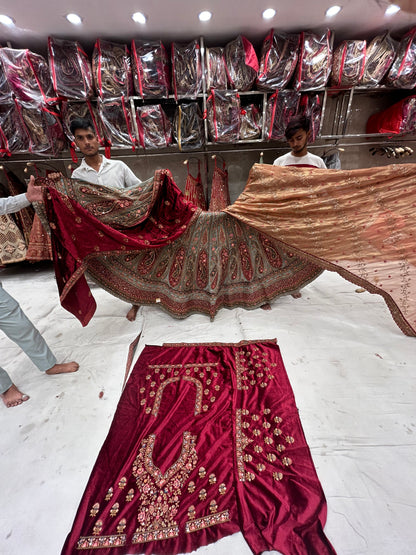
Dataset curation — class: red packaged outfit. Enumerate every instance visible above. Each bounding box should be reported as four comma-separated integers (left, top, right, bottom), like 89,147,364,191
131,40,170,99
257,30,300,91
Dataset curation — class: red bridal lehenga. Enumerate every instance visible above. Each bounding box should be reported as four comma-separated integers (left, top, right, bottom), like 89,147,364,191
61,340,336,555
35,170,321,326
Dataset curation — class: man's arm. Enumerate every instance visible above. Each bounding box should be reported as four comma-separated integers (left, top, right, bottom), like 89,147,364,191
0,176,42,216
122,163,142,187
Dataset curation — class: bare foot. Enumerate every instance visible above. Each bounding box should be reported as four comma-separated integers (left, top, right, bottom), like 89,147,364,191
291,291,302,299
260,303,271,310
126,304,139,322
1,384,30,408
45,361,79,375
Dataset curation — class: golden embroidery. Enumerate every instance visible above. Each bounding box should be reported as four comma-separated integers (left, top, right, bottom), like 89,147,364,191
109,503,119,517
219,483,227,495
152,376,203,417
210,500,218,513
276,444,286,453
274,428,282,436
282,457,293,466
76,534,127,549
188,505,196,520
188,481,196,493
89,503,99,517
285,436,295,444
257,463,266,472
236,409,253,481
267,453,277,462
185,510,230,533
199,488,207,501
118,477,127,489
245,471,255,481
93,520,103,535
273,472,283,481
126,488,135,502
105,488,113,501
117,518,127,534
131,431,197,544
209,473,217,485
198,467,206,478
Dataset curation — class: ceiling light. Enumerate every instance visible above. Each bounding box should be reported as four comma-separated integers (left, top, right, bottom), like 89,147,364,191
385,4,401,15
0,14,15,26
132,12,147,24
198,11,212,22
262,8,276,19
325,5,342,17
66,13,82,25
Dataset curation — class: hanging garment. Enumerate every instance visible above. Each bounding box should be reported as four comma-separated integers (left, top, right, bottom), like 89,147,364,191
34,170,322,325
0,213,27,264
25,213,53,262
208,157,231,211
48,37,94,100
61,340,336,555
184,160,206,210
225,162,416,337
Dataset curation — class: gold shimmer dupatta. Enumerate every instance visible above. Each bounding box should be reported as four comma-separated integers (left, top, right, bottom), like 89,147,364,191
225,163,416,336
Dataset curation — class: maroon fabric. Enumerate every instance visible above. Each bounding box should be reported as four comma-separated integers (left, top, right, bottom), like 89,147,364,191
42,171,197,326
184,162,207,210
61,340,336,555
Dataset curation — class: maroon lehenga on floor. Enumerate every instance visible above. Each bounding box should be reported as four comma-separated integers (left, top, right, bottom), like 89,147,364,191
61,340,336,555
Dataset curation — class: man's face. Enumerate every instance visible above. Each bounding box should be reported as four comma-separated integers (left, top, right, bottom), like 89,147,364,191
73,127,100,157
287,129,310,156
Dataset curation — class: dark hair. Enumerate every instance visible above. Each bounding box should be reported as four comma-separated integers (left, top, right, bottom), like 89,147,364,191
70,117,95,136
284,115,311,140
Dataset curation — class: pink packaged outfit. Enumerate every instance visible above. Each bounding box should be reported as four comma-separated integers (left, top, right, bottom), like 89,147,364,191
48,37,94,100
131,40,170,99
385,27,416,88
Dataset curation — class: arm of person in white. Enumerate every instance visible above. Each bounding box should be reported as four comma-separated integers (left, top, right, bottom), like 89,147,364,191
122,163,142,187
0,176,42,215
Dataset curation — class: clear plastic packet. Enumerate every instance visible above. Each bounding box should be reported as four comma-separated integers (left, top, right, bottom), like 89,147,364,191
205,47,228,89
293,30,333,91
0,47,56,106
19,102,66,156
136,104,172,149
131,40,170,99
0,101,32,155
265,90,301,140
330,40,367,88
92,39,133,99
385,27,416,88
48,37,94,100
256,30,300,91
224,35,259,91
173,102,204,150
98,97,137,149
298,93,322,142
239,104,262,140
206,89,240,143
61,100,107,161
171,39,202,100
361,32,397,86
366,95,416,134
0,58,13,105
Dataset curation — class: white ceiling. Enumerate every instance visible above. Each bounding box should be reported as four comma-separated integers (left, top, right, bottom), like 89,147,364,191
2,0,416,54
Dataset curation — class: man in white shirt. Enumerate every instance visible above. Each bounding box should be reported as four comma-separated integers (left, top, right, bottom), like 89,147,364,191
273,115,327,169
1,176,79,408
70,118,141,321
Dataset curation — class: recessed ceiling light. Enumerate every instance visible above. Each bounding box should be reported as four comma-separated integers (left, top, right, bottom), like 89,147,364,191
385,4,400,15
132,12,147,24
66,13,82,25
325,5,342,17
198,11,212,22
262,8,276,20
0,14,15,26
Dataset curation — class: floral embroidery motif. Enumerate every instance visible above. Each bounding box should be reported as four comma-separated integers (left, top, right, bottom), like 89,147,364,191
218,483,227,495
126,489,135,502
76,534,127,549
151,376,203,417
118,477,127,489
89,503,99,517
131,431,197,544
104,487,113,501
185,510,230,533
235,409,254,481
109,502,119,517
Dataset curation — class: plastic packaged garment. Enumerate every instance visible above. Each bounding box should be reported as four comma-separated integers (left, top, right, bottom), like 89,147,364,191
61,100,107,162
131,39,170,99
48,37,94,100
206,89,240,143
19,102,66,157
265,90,301,141
171,40,202,100
173,102,204,151
239,104,262,140
330,40,367,88
93,39,133,99
99,97,137,150
298,93,322,142
224,35,259,91
385,27,416,88
0,101,32,156
205,47,228,90
361,32,397,86
0,47,56,106
366,95,416,135
293,30,333,91
136,104,172,149
208,156,231,211
256,30,300,91
184,159,207,210
0,58,13,105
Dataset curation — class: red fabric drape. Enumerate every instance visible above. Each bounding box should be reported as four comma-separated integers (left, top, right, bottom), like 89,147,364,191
61,340,335,555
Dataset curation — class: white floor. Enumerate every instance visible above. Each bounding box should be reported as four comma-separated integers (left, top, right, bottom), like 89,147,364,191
0,262,415,555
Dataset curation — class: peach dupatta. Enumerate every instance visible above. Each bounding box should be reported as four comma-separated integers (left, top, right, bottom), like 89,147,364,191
225,163,416,337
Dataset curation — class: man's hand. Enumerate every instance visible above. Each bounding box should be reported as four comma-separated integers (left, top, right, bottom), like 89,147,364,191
25,175,44,203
